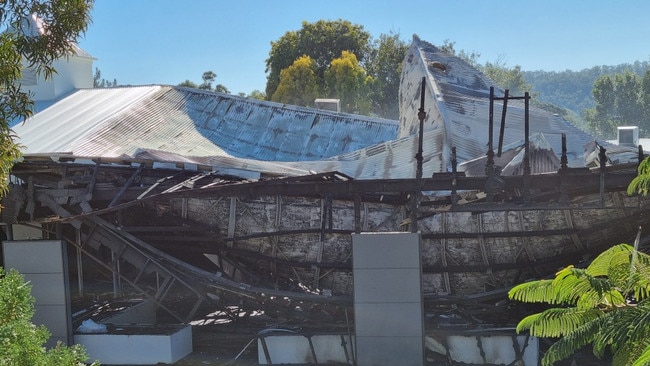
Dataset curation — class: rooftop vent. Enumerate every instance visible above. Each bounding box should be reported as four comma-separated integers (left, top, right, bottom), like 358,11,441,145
617,126,639,147
314,99,340,113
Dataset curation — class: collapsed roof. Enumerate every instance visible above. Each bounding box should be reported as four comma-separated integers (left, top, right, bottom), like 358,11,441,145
12,36,641,183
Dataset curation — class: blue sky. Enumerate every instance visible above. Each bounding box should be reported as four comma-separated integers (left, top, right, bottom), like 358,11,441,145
78,0,650,95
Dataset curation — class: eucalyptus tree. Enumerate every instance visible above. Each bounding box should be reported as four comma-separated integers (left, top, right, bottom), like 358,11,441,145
178,70,230,94
585,70,647,138
93,68,117,88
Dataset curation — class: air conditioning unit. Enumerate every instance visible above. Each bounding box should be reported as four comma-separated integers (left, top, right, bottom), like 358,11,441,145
617,126,639,146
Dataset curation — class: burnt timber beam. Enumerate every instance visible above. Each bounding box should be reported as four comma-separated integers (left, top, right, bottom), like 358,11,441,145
43,167,638,224
108,165,143,207
167,171,636,200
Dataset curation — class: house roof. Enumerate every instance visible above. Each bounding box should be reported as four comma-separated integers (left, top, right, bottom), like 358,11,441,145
13,85,410,179
14,85,399,160
18,13,94,59
14,36,642,182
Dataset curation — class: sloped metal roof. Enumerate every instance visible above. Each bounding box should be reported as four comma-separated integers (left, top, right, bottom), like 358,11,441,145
14,36,640,182
14,85,419,179
14,86,399,162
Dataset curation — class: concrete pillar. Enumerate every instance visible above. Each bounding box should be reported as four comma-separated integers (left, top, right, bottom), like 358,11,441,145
352,232,424,366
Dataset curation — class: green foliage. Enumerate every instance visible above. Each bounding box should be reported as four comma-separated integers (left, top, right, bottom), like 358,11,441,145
365,32,409,119
177,79,197,88
265,20,406,118
0,0,92,197
582,69,650,139
247,90,266,100
481,60,533,97
523,61,650,119
0,268,98,365
271,55,319,106
324,51,373,114
439,39,481,66
509,243,650,366
198,70,217,90
628,156,650,197
265,19,370,100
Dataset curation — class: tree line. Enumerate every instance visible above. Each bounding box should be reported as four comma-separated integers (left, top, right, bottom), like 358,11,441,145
261,20,650,140
524,62,650,139
139,18,650,139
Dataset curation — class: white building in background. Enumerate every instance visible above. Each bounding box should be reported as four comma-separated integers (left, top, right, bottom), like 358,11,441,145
18,13,95,104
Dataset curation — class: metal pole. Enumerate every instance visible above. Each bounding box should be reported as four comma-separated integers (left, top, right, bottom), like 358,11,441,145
497,89,509,157
412,77,427,233
487,87,495,171
524,92,531,203
599,146,607,207
416,77,426,180
76,229,84,298
524,92,530,176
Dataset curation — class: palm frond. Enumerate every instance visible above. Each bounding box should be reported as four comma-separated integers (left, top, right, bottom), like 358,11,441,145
541,314,604,366
627,157,650,196
509,279,558,304
632,343,650,366
517,307,603,338
613,338,650,366
587,243,634,277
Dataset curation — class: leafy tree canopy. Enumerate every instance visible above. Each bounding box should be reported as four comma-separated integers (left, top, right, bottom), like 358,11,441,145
0,268,98,365
324,50,373,114
583,70,650,139
0,0,93,197
365,32,409,119
246,89,266,100
265,19,407,118
271,55,319,106
509,241,650,366
265,19,371,100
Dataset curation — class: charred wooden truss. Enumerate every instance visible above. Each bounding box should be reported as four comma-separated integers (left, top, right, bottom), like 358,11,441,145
3,156,649,324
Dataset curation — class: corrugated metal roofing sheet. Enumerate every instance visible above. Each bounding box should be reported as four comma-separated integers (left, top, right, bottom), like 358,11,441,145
459,133,562,176
14,86,399,162
14,85,421,179
399,35,639,170
13,36,640,182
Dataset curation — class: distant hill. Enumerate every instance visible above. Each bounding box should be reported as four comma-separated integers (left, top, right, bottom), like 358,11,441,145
523,61,650,116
